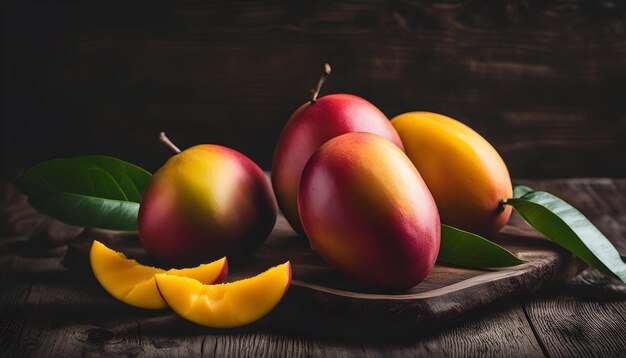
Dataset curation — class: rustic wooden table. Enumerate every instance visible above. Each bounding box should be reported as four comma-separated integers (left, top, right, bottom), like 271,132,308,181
1,178,625,357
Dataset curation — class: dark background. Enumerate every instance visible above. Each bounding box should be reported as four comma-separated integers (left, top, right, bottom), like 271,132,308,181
2,0,625,178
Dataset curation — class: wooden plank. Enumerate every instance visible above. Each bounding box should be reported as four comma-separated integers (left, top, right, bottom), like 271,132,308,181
0,239,67,356
523,269,626,358
0,279,32,355
361,301,544,357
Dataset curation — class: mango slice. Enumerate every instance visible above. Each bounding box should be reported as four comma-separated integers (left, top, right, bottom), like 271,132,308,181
90,240,228,309
155,262,291,328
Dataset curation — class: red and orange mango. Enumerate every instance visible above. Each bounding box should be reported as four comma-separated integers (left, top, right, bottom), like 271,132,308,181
391,112,513,235
298,133,440,290
139,145,277,266
272,93,403,234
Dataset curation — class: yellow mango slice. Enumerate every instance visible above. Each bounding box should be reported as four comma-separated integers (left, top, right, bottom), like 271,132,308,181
155,262,291,328
90,240,228,309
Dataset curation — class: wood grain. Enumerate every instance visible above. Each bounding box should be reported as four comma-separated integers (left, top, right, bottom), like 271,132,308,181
2,1,626,178
523,269,626,358
1,179,625,356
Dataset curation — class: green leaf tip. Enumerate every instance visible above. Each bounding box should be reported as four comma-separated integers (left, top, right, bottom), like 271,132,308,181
438,224,526,269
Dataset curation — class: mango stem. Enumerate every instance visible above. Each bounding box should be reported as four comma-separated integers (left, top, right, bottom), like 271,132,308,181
310,63,331,104
159,132,181,154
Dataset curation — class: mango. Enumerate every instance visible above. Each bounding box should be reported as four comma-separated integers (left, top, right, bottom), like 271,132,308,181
272,65,403,234
298,132,440,290
391,112,512,235
155,262,291,328
90,240,228,309
138,144,277,266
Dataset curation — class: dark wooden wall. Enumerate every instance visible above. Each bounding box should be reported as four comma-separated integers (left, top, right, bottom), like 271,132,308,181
2,0,625,178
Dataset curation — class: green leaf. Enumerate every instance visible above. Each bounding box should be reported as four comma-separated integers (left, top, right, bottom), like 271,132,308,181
438,224,526,268
15,156,151,231
506,190,626,283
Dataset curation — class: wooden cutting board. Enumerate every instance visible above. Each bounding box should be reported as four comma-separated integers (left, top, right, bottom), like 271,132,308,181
62,210,586,338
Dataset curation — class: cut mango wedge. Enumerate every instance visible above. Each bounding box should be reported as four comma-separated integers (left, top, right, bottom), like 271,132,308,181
90,240,228,309
155,262,291,328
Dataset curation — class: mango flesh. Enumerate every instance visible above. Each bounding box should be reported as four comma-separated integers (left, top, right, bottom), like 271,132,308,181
391,112,513,235
90,240,228,309
138,145,277,266
155,262,291,328
298,133,440,290
272,94,404,234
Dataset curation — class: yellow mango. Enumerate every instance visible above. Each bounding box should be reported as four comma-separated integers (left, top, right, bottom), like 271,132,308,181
90,240,228,309
155,262,291,328
391,112,512,235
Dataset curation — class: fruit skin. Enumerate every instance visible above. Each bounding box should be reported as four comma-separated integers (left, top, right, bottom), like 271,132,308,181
298,132,440,290
272,94,404,234
90,240,228,309
391,112,513,235
138,145,277,266
155,262,291,328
